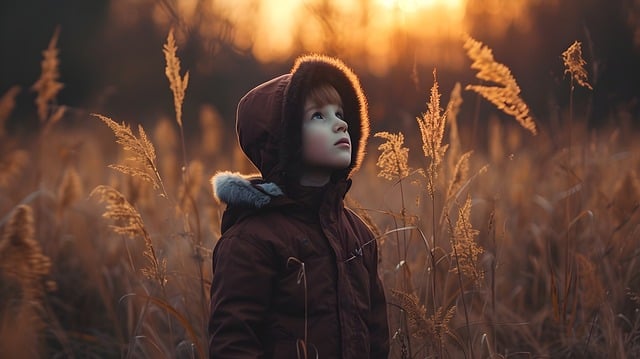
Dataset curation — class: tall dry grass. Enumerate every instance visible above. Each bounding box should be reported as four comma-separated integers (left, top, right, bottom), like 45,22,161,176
1,26,640,359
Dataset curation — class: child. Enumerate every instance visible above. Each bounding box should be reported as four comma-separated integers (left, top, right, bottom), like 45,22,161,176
209,55,389,358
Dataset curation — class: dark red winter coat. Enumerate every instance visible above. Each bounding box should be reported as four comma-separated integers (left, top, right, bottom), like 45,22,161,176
208,55,389,358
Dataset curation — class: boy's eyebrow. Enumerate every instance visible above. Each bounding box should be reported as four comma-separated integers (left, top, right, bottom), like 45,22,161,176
304,104,318,113
303,103,343,113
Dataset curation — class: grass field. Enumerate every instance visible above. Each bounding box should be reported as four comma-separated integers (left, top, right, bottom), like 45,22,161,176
1,28,639,358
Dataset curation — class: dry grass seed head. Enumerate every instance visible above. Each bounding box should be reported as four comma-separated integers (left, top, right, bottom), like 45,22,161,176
391,290,456,344
164,29,189,128
446,82,463,175
391,290,432,339
0,150,29,188
417,69,449,195
463,34,537,136
449,196,484,285
57,166,83,212
446,151,472,201
374,131,411,181
94,114,161,190
0,205,52,302
91,185,146,239
562,41,593,90
91,185,167,286
0,86,21,138
32,27,64,123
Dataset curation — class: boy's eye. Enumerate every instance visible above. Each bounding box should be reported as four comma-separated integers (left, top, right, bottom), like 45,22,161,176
336,111,344,120
311,112,323,120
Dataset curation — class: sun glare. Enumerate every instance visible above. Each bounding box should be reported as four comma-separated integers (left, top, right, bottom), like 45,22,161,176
145,0,543,74
378,0,465,12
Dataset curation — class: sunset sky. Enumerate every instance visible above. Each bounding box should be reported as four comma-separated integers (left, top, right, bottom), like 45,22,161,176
1,0,638,129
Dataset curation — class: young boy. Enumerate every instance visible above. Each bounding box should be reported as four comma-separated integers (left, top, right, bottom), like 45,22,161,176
209,55,389,358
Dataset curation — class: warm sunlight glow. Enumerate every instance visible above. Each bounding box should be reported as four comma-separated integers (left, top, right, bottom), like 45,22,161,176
378,0,465,12
140,0,545,74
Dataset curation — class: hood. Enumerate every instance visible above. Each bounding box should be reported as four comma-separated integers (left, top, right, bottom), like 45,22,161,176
235,54,370,185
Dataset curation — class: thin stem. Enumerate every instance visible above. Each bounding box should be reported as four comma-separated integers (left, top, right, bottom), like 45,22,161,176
563,79,575,330
452,238,475,359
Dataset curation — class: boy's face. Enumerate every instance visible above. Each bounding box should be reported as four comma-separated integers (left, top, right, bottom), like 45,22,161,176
301,98,352,171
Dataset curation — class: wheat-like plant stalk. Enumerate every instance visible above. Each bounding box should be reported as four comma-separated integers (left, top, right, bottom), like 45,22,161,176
391,290,433,339
94,114,169,198
391,290,456,350
57,166,83,214
0,86,21,138
562,41,592,91
32,27,64,124
163,29,189,129
417,69,449,197
0,205,52,302
446,151,472,202
463,34,537,136
448,195,484,285
91,185,167,289
446,82,463,176
375,131,411,181
0,150,29,188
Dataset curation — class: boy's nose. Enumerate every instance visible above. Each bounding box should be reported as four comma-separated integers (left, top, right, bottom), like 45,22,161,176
334,118,348,133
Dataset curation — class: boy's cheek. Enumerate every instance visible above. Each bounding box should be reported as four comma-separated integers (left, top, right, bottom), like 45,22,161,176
303,136,328,160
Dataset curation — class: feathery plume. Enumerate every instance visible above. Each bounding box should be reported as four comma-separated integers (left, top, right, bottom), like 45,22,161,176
32,27,64,123
0,205,52,302
463,34,537,135
163,29,189,128
57,166,83,213
391,290,432,339
0,86,21,138
391,290,456,343
94,114,164,193
446,82,463,174
0,150,29,188
562,41,592,90
91,185,167,287
417,69,449,196
446,151,472,201
448,195,484,285
374,131,410,181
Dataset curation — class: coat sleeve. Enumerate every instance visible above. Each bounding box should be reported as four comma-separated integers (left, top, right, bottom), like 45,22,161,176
208,233,276,358
368,236,390,358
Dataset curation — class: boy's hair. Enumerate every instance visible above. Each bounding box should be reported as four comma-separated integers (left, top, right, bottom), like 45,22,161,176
305,83,343,107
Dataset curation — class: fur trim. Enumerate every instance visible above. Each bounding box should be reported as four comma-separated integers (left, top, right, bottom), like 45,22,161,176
212,171,283,208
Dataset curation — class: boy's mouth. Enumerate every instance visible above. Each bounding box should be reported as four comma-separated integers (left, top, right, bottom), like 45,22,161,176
334,138,351,147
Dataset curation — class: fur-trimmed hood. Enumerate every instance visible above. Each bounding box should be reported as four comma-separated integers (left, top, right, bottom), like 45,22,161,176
234,54,370,185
